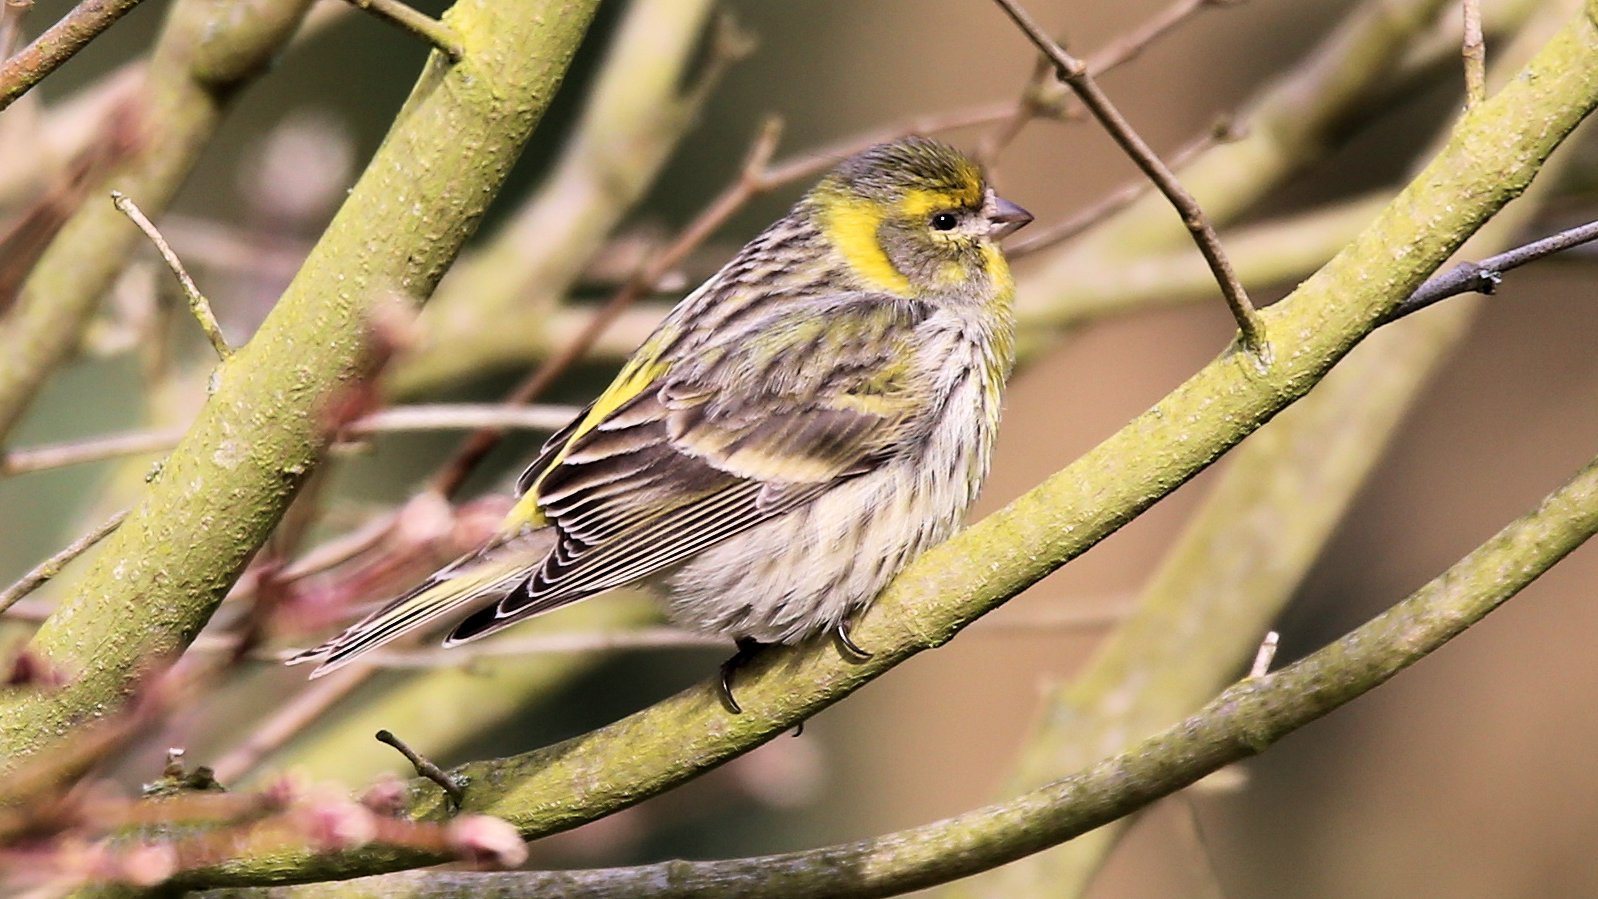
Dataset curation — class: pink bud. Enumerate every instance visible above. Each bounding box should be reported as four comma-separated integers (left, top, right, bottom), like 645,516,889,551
446,814,528,869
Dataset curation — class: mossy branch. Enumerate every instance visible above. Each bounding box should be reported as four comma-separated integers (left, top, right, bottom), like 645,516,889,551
977,1,1586,889
150,4,1598,888
0,0,601,764
201,447,1598,897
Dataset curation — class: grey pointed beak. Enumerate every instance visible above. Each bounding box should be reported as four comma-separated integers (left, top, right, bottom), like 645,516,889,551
988,195,1033,240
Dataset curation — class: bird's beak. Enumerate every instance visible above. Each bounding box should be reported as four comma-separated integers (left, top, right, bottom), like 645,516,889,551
988,195,1033,240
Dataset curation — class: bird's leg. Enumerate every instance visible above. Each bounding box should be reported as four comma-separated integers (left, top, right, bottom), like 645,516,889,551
834,618,873,661
719,637,764,714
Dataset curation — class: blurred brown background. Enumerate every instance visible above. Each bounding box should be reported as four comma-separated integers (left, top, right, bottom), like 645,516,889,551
3,0,1596,896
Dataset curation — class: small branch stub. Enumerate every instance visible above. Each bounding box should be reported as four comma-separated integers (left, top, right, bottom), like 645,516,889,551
346,0,464,63
111,191,234,361
1248,630,1279,678
375,729,465,807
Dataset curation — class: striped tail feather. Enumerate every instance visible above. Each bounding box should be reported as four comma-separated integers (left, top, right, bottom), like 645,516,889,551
287,528,554,677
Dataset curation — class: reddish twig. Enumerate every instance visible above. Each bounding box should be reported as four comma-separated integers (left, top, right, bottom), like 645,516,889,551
0,0,149,112
991,0,1267,358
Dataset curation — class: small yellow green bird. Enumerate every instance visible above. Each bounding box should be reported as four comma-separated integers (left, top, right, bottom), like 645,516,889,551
290,137,1032,710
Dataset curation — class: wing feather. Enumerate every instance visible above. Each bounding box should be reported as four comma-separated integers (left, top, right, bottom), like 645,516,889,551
458,293,940,641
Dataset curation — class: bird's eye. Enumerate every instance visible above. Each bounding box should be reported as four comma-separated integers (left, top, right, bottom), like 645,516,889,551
930,212,958,231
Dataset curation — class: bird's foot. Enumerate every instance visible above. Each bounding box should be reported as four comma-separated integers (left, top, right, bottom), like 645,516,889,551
718,637,765,714
834,619,873,662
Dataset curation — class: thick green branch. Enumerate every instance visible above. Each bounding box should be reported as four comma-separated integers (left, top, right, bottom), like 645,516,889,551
0,0,600,764
0,0,313,442
204,449,1598,897
156,4,1598,888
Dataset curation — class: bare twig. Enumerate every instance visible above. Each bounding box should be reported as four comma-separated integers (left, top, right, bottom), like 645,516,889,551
353,403,578,434
0,404,579,478
428,117,788,498
980,0,1244,164
112,191,233,361
0,509,127,615
1088,0,1242,74
375,729,465,806
1170,792,1230,899
1386,218,1598,322
991,0,1268,358
1462,0,1486,107
1010,118,1238,258
0,427,182,476
344,0,462,62
0,0,147,112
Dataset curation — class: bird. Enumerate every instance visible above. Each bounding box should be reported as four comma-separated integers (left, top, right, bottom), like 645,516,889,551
289,136,1032,712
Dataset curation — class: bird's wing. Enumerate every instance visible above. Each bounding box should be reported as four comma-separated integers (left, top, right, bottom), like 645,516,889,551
447,293,939,642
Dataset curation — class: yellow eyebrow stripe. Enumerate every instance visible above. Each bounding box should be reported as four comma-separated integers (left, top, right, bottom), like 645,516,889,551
897,185,980,217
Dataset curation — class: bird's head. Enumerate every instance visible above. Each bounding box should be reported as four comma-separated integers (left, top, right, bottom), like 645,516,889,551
808,137,1032,300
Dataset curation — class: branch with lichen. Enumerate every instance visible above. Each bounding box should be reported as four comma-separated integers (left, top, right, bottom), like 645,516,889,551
91,4,1598,888
191,445,1598,899
973,2,1587,890
0,0,603,765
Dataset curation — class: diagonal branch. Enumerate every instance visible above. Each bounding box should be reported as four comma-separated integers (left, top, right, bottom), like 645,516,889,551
0,0,148,111
198,446,1598,898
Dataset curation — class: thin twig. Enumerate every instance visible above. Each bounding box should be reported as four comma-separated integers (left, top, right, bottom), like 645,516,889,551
344,0,463,62
1088,0,1242,75
112,191,233,361
0,427,182,476
427,117,788,498
1462,0,1486,107
0,0,147,112
0,509,127,615
980,0,1243,164
1386,217,1598,322
375,729,465,806
1170,792,1231,899
0,404,579,478
991,0,1268,359
1010,118,1237,258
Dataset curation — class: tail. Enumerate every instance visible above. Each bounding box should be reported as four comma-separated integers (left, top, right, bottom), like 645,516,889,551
286,528,554,677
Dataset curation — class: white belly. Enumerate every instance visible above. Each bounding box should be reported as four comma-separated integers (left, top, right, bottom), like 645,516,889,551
662,361,998,644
